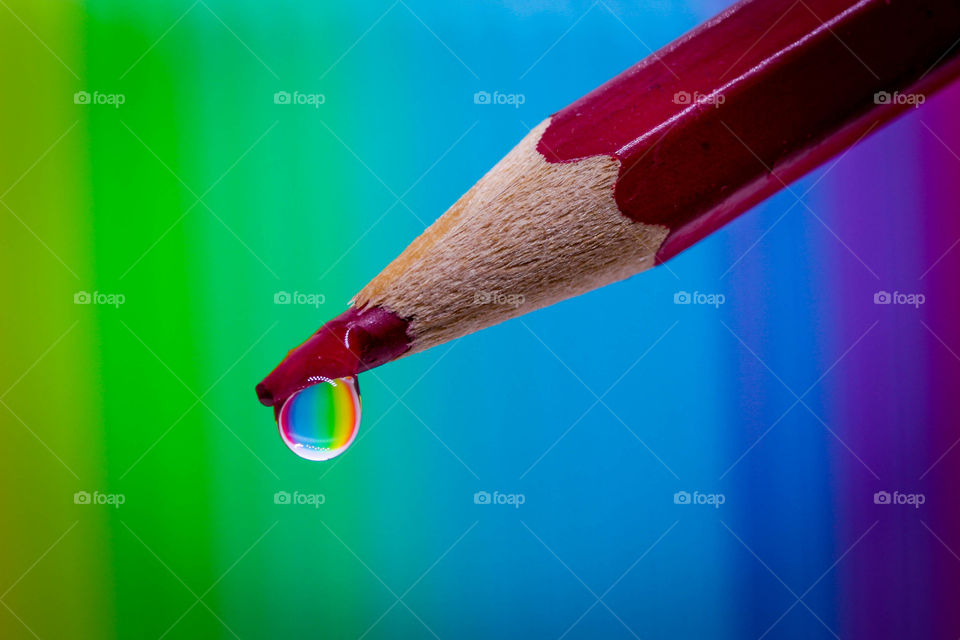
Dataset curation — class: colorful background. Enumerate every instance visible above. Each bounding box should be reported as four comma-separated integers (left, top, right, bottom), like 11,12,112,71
2,0,959,637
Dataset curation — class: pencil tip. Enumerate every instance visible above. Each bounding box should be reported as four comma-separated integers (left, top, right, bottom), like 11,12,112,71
255,382,274,406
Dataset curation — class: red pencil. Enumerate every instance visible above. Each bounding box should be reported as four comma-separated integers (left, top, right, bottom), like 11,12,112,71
257,0,960,411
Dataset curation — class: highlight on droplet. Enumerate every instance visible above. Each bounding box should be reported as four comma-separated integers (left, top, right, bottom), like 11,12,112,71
277,376,361,461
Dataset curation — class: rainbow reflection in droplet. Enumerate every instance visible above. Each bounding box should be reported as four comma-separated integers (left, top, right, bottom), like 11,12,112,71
277,377,361,461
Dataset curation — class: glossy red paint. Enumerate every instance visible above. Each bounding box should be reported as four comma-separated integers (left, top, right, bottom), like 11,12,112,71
538,0,960,262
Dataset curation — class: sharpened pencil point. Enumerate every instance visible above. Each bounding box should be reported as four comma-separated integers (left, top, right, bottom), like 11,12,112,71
255,383,273,407
257,305,411,412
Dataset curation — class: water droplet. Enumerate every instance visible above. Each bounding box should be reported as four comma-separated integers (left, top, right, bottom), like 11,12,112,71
277,377,361,461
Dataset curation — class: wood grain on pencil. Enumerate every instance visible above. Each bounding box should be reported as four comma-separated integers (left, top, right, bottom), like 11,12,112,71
257,0,960,409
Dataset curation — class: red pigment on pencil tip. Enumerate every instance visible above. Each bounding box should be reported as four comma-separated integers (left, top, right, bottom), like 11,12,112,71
256,305,410,413
537,0,960,263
